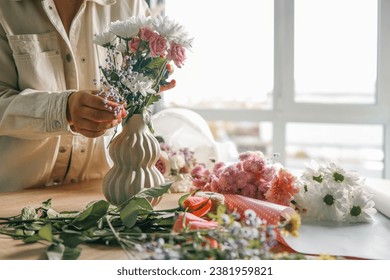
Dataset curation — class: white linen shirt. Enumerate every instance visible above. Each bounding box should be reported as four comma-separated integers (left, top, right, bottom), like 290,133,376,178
0,0,150,191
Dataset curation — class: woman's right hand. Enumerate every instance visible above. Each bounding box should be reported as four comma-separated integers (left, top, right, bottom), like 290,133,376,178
66,90,126,138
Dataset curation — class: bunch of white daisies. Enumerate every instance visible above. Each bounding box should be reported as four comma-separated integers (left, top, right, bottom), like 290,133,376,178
292,161,377,223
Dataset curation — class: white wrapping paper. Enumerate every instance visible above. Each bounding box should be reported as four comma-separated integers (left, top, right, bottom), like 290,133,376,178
365,178,390,218
284,212,390,259
284,178,390,259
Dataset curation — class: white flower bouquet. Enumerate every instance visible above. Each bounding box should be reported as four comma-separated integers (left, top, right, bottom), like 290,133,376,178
93,16,193,122
293,161,377,223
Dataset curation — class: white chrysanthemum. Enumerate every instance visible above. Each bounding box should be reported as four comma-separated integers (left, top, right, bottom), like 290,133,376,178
93,30,115,46
115,40,127,52
301,160,325,184
125,73,155,96
307,181,347,222
152,16,192,48
322,161,360,189
346,188,377,223
173,36,194,50
292,180,310,213
109,18,142,39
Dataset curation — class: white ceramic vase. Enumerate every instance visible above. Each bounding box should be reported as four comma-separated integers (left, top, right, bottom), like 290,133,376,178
102,113,165,206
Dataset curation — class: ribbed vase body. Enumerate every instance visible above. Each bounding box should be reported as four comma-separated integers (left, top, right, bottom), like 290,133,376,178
102,114,164,206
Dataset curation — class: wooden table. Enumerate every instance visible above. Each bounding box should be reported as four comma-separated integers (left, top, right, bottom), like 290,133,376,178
2,178,390,260
0,179,182,260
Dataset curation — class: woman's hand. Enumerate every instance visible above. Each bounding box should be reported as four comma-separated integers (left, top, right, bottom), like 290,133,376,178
159,62,176,92
160,79,176,92
66,90,126,138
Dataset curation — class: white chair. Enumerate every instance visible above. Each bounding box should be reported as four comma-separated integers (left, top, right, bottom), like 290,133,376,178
152,108,232,167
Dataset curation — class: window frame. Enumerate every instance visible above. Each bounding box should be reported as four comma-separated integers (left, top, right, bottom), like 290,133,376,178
163,0,390,178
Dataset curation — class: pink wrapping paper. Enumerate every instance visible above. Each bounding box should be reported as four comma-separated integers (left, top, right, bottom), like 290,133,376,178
224,194,296,224
224,194,297,245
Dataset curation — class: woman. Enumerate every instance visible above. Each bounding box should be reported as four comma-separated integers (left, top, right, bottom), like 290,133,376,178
0,0,171,191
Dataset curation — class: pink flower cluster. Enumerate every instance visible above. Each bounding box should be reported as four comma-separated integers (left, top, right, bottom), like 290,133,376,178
191,151,299,206
128,26,186,68
155,141,197,177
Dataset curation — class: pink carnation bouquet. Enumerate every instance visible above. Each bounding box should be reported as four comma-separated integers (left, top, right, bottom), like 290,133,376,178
191,151,299,207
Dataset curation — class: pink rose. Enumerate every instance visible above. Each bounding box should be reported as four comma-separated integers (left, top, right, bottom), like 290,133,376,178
139,27,156,41
149,34,166,57
173,212,218,233
155,151,171,177
128,37,141,53
167,41,186,68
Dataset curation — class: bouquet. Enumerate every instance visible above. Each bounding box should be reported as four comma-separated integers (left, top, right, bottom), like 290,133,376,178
93,16,193,122
292,161,377,223
190,151,299,207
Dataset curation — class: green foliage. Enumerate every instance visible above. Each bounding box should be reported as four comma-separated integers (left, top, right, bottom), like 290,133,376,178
0,181,307,260
0,183,176,260
71,200,109,230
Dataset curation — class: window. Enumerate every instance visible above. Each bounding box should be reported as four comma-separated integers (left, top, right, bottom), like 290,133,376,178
163,0,390,178
294,0,378,104
164,0,274,109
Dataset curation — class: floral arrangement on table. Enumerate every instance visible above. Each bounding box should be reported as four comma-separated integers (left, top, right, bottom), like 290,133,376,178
1,149,374,260
190,151,299,207
0,183,304,260
292,161,377,223
188,151,376,225
155,137,198,192
94,16,193,206
93,15,193,123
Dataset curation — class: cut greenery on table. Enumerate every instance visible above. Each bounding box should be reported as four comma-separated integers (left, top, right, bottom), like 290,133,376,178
0,183,305,260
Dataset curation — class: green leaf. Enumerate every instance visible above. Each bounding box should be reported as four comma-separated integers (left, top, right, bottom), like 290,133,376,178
71,200,109,230
47,244,65,260
144,56,166,70
101,69,120,86
38,223,53,242
136,182,172,199
47,244,81,260
178,193,191,209
139,200,153,213
59,231,86,248
23,234,41,244
120,198,147,228
145,94,161,107
41,198,52,210
24,222,42,231
62,246,82,260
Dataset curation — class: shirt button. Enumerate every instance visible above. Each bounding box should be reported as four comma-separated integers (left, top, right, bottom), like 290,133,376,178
59,146,67,153
65,53,72,62
81,57,86,62
52,120,61,130
81,148,86,153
